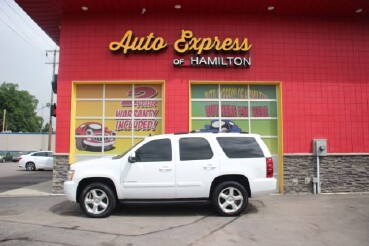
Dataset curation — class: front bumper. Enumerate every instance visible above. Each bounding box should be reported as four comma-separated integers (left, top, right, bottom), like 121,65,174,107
64,181,78,202
83,139,115,147
18,162,25,168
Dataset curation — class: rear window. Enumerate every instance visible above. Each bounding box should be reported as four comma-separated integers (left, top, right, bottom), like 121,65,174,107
216,137,265,158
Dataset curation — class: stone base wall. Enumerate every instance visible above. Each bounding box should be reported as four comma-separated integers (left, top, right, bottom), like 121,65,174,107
284,155,369,194
52,154,369,194
52,154,69,194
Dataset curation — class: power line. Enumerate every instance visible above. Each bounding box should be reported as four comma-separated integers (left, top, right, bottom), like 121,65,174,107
0,17,45,58
4,0,55,50
0,5,50,60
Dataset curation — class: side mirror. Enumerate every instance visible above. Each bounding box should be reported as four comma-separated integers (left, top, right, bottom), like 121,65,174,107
128,152,137,163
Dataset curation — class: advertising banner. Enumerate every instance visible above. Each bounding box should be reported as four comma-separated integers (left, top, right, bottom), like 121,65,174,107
75,84,162,156
190,84,278,154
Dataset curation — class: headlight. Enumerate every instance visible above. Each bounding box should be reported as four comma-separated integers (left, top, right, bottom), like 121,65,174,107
66,170,75,181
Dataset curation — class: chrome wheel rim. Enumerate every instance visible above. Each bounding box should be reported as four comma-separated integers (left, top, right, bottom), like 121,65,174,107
26,163,34,171
218,187,243,214
84,189,109,215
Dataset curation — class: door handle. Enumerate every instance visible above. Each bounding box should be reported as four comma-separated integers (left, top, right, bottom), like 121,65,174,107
159,166,172,172
203,164,216,170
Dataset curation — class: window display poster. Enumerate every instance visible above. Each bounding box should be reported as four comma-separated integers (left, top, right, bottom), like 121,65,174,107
75,84,162,156
190,84,278,154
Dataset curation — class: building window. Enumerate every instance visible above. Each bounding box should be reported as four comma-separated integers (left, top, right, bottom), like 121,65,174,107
190,84,279,155
74,83,163,161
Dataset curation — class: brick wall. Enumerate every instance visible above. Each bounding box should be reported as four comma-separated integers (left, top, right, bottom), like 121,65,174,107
52,154,69,194
52,154,369,194
56,13,369,154
284,155,369,194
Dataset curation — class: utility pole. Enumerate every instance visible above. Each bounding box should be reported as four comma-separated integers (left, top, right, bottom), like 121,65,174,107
2,109,5,132
46,49,59,151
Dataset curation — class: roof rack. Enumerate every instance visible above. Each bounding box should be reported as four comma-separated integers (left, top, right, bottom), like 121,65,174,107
174,131,249,135
174,131,208,135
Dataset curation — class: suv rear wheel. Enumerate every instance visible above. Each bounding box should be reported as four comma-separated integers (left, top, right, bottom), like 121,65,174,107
212,181,248,216
79,183,116,218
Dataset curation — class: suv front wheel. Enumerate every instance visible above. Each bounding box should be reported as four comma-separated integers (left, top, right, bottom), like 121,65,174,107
212,181,248,216
79,183,116,218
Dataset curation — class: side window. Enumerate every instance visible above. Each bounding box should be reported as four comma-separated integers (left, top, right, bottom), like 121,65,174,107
180,137,213,161
34,152,48,157
136,139,172,162
217,137,265,158
47,152,54,157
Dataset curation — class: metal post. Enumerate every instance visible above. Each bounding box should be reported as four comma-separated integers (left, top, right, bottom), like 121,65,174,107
316,155,321,194
46,50,58,151
2,109,5,132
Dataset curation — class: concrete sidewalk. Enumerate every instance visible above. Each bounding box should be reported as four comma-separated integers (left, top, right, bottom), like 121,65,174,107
0,180,53,197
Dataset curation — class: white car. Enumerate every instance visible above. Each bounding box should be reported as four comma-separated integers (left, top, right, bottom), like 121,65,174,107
18,151,54,171
64,133,277,218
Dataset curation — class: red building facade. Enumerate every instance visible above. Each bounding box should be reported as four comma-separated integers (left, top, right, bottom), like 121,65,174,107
17,0,369,193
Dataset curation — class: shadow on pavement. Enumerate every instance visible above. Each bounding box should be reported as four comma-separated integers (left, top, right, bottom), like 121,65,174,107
51,200,259,218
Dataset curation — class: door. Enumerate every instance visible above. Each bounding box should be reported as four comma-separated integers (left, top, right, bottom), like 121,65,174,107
121,138,176,199
45,152,54,170
31,152,49,169
175,136,219,198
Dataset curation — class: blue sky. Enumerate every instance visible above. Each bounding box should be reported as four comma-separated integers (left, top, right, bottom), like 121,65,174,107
0,0,58,124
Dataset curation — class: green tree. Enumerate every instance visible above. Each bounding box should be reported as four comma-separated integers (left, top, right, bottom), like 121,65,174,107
0,82,43,132
42,122,50,132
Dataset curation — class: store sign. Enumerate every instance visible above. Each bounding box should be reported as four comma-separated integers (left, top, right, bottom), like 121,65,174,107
174,30,251,54
109,30,167,54
109,30,252,68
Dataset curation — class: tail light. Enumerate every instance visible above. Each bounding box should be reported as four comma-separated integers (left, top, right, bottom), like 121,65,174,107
266,157,274,178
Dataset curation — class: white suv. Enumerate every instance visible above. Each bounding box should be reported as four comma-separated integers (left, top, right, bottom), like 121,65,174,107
64,133,277,218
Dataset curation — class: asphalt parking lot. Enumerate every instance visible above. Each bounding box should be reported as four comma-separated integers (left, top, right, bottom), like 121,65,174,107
0,162,52,193
0,163,369,246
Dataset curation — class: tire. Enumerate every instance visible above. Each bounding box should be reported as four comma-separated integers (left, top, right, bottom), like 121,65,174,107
212,181,248,216
1,158,5,163
104,145,113,151
25,162,36,171
76,138,88,151
79,183,116,218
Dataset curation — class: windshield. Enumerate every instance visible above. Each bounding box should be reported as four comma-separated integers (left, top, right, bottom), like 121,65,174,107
112,139,145,159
